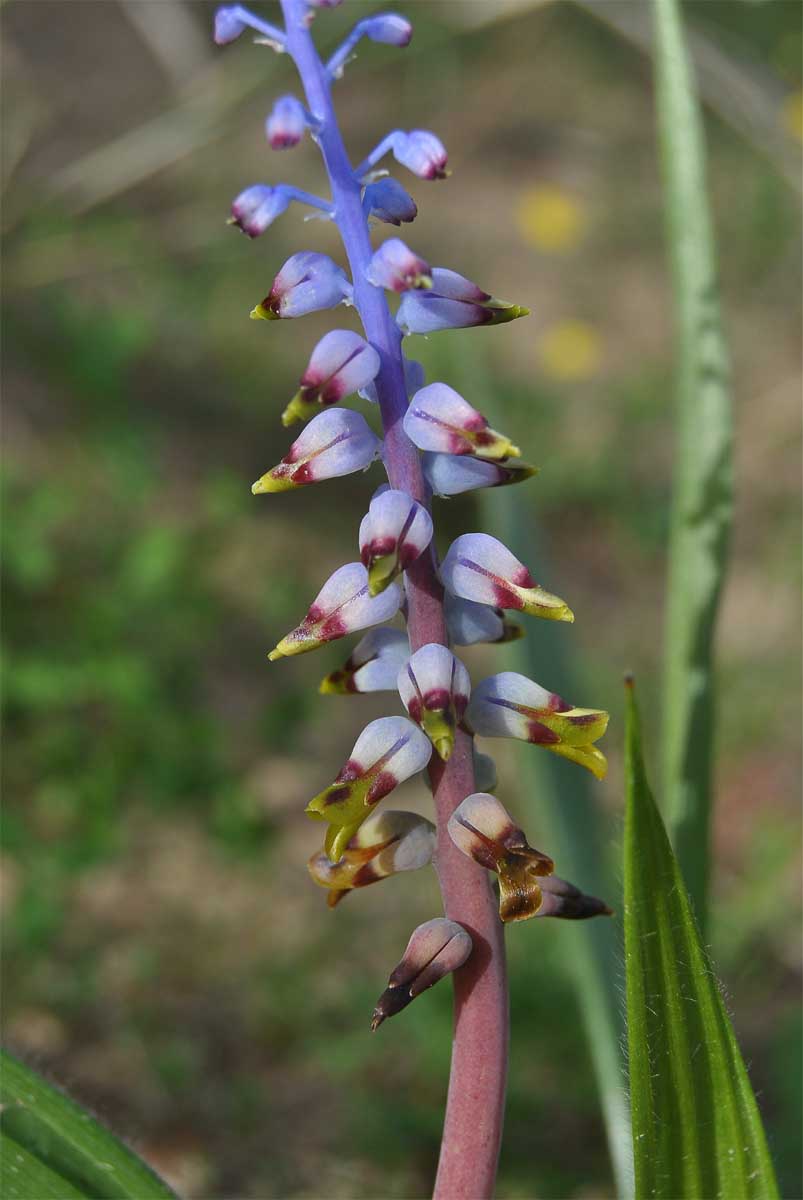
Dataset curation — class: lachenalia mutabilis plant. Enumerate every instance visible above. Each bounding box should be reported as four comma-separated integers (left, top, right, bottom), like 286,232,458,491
215,3,611,1194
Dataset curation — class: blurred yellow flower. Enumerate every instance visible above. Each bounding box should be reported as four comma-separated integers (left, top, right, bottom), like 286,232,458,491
539,320,602,381
516,184,585,253
781,90,803,142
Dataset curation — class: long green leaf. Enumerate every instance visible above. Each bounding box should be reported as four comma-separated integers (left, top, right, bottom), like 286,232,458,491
624,680,778,1200
0,1051,177,1200
653,0,734,926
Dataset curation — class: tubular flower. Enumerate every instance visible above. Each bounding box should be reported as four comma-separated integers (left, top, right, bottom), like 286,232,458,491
308,808,435,906
306,716,432,858
423,452,536,497
397,643,471,762
359,488,433,595
447,792,555,923
230,184,291,237
366,238,431,292
363,177,417,226
319,626,409,694
266,95,309,148
251,251,352,320
252,408,381,493
371,918,472,1029
397,267,529,334
269,562,401,660
467,671,609,779
445,593,523,647
441,533,573,622
281,330,380,425
405,382,519,460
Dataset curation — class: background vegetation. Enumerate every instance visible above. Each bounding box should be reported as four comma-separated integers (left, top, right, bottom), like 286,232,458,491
2,1,801,1196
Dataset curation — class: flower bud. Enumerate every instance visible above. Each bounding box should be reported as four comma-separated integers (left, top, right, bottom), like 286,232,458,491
404,382,519,460
359,489,433,595
361,13,413,46
422,452,536,497
397,268,529,334
269,562,401,661
441,533,573,623
319,627,409,695
448,793,554,923
281,331,380,425
392,130,449,181
229,184,290,238
308,809,435,907
537,874,612,920
467,671,609,780
397,643,470,762
306,716,432,858
265,95,308,149
371,918,472,1029
252,408,381,493
214,5,246,43
366,239,431,292
445,594,524,647
363,177,417,226
251,251,352,321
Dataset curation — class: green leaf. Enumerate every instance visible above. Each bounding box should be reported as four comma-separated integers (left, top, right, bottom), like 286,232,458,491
653,0,734,925
624,681,778,1200
0,1052,178,1200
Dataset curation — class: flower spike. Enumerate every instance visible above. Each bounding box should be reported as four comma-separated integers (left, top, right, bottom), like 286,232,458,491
319,627,409,694
371,918,472,1030
251,251,352,321
405,382,520,460
359,489,433,595
265,95,309,149
252,408,381,493
448,793,555,923
269,563,401,661
467,671,609,779
363,178,417,226
308,809,435,907
423,453,537,497
445,594,524,646
398,268,529,334
366,239,431,292
306,716,432,858
397,643,470,762
441,533,573,622
282,331,380,426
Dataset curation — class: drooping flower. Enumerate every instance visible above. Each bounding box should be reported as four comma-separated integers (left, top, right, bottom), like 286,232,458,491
363,177,417,226
447,792,554,923
281,330,380,425
306,715,432,858
392,130,448,180
467,671,609,779
397,268,529,334
308,808,434,906
423,452,536,497
269,562,401,661
229,184,290,238
404,382,519,460
445,594,523,647
319,626,409,694
371,918,472,1029
366,238,431,292
266,95,309,149
250,251,352,320
359,488,433,595
397,643,470,762
441,533,573,622
252,408,381,493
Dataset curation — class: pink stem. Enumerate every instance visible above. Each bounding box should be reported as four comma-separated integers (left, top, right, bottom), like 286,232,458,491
279,5,509,1194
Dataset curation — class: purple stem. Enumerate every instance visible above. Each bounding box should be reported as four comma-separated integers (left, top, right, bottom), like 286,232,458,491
278,3,508,1195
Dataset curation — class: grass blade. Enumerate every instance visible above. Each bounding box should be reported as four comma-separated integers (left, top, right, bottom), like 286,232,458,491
653,0,734,924
0,1052,177,1200
624,679,778,1200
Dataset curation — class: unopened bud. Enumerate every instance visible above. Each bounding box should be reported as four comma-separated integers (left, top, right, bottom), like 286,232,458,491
397,643,470,762
423,452,536,497
392,130,448,181
371,918,472,1029
229,184,290,238
441,533,573,623
269,562,401,661
308,809,435,907
363,177,417,226
214,5,246,43
359,488,433,595
397,267,529,334
361,13,413,46
319,627,409,695
251,251,352,321
253,408,381,493
366,238,431,293
405,382,519,460
282,330,380,425
265,95,308,149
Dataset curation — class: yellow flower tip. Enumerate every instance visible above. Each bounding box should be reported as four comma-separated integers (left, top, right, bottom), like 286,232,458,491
414,275,433,290
252,472,297,495
434,736,453,763
318,672,349,695
225,216,238,227
250,303,278,321
367,556,396,597
267,646,284,662
506,442,522,459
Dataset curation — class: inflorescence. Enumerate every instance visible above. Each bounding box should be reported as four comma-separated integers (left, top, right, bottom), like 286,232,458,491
215,0,611,1028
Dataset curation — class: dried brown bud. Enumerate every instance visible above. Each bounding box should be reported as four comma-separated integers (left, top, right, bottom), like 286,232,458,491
370,918,472,1030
